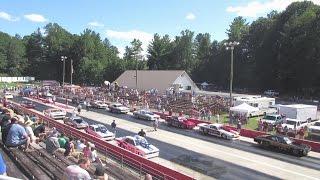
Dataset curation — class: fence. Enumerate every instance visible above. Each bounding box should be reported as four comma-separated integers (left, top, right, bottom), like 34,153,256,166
8,101,195,180
0,77,35,83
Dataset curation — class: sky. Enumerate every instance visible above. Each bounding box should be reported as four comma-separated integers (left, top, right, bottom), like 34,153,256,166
1,0,320,56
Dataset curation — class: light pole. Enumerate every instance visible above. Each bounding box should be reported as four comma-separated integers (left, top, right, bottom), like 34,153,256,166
224,41,239,123
61,55,67,88
70,59,73,86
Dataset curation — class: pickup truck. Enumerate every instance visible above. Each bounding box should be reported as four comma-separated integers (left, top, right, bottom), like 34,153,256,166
281,118,309,133
308,120,320,137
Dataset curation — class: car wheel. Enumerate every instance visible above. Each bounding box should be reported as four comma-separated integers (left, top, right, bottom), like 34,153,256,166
181,124,186,129
292,149,300,156
261,141,269,148
222,134,228,139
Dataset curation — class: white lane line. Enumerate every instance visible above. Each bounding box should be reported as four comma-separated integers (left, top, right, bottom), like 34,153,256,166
22,98,320,180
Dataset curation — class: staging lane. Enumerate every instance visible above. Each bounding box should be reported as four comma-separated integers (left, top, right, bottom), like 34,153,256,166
13,97,320,180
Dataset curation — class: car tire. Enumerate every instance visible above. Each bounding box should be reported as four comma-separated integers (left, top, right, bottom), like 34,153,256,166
292,149,300,156
181,124,186,129
261,141,269,148
222,134,228,139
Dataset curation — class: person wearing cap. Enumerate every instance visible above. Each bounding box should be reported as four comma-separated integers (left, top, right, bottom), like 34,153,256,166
94,165,108,180
64,158,91,180
5,117,30,150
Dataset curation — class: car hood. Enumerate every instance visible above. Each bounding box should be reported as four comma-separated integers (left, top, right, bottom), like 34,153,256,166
136,144,159,153
117,106,129,110
262,120,276,124
97,131,114,138
291,142,311,150
50,112,66,115
220,129,239,136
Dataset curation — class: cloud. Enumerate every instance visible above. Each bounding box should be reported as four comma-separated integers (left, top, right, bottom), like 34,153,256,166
185,13,196,20
226,0,320,17
24,13,48,22
0,11,19,21
88,21,104,27
106,29,153,57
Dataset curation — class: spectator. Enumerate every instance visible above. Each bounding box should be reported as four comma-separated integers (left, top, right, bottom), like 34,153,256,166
58,133,68,149
283,126,289,135
77,104,82,114
90,146,98,163
258,119,263,131
236,120,242,133
0,153,6,176
82,142,91,158
153,119,159,131
207,109,212,121
94,165,108,180
24,120,37,144
138,129,146,137
298,128,305,139
216,113,220,123
33,124,46,141
45,135,63,154
64,137,80,159
76,139,86,151
263,121,268,132
5,117,30,151
64,158,91,180
1,111,13,144
145,174,153,180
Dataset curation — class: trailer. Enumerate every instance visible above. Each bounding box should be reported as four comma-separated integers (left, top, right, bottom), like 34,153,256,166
279,104,318,121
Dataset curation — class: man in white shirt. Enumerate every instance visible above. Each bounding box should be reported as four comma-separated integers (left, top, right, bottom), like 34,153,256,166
64,158,91,180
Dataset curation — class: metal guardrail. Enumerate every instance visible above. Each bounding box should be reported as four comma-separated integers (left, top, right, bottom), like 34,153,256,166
8,101,195,180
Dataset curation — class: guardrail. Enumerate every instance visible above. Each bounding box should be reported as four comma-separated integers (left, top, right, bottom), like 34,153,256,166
154,112,320,153
8,101,195,180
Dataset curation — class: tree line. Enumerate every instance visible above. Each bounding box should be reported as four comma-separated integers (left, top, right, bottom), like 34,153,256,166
0,1,319,97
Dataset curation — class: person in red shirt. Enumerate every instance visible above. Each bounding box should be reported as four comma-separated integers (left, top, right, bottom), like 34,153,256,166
298,128,305,139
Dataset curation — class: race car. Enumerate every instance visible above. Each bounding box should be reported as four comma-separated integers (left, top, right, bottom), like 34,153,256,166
116,135,159,159
91,100,108,109
85,124,115,141
254,134,311,157
4,92,13,99
133,109,160,121
43,108,66,120
20,101,36,109
64,116,89,129
166,116,196,129
198,123,239,140
109,103,130,114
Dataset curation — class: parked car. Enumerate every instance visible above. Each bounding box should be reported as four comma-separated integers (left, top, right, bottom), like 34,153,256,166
264,90,279,97
20,101,35,109
85,124,115,141
43,108,66,120
133,109,160,121
109,103,130,114
116,135,159,159
254,134,311,157
4,92,13,99
281,118,309,133
91,100,108,109
64,116,89,129
308,120,320,137
198,123,239,140
261,114,284,126
166,116,196,129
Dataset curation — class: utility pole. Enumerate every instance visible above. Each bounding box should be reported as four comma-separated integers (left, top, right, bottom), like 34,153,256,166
135,54,138,89
70,59,73,86
224,41,239,124
61,56,67,94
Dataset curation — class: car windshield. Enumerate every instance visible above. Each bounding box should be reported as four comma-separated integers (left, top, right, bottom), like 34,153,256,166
114,104,122,107
285,120,296,125
51,109,61,113
97,126,108,133
146,112,154,115
74,119,83,123
314,122,320,126
283,137,292,144
264,115,276,121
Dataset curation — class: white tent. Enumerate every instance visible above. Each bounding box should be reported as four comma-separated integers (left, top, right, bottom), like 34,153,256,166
230,103,259,114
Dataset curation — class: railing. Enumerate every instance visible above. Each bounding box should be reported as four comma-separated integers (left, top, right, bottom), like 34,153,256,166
8,101,195,180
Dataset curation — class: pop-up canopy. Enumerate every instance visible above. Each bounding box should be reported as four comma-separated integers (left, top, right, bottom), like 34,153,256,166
230,103,259,114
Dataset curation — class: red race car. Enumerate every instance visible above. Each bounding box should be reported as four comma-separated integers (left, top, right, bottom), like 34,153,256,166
166,116,196,129
21,101,36,109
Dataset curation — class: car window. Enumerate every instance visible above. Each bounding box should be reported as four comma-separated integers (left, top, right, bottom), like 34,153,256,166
125,138,135,145
211,126,217,130
264,115,276,121
314,122,320,126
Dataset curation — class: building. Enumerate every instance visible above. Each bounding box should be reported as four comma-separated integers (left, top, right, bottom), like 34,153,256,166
234,96,275,109
113,70,199,93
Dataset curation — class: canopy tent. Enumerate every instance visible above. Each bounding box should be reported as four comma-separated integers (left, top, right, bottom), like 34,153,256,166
230,103,259,114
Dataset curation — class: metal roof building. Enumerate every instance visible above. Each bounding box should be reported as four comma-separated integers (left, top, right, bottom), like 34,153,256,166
113,70,199,93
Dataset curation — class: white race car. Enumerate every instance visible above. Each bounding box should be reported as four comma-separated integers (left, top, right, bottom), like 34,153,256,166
86,124,115,141
116,135,159,159
91,101,108,109
43,108,66,120
133,109,160,121
198,123,240,140
109,103,130,114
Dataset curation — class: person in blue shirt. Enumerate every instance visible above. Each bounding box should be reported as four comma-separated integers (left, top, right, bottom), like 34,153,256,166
5,117,30,150
0,153,6,175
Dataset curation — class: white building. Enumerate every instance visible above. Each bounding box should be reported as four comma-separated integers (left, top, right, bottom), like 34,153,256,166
113,70,199,93
234,96,275,109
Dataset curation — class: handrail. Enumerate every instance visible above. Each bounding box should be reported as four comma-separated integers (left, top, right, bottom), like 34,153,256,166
8,101,195,180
